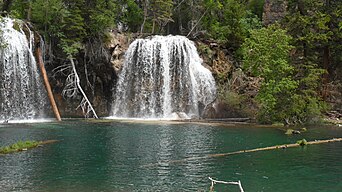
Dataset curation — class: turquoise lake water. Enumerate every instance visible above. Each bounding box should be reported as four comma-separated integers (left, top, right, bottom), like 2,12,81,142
0,120,341,191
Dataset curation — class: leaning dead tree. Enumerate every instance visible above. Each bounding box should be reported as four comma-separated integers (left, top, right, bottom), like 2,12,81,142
209,177,244,192
60,57,98,118
36,46,62,121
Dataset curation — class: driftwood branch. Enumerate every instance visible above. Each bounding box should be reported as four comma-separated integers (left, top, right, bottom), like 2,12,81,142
142,138,342,167
209,177,244,192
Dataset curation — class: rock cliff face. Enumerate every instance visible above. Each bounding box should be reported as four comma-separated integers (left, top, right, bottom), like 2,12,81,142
108,31,132,74
195,40,261,119
262,0,288,26
49,33,259,119
48,31,147,118
48,32,130,118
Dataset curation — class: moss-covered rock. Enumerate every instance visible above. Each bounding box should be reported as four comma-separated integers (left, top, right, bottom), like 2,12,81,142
0,140,41,154
285,129,294,135
296,139,308,146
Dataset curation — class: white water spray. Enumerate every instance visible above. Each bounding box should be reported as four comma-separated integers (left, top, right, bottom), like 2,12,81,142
111,35,216,119
0,18,48,122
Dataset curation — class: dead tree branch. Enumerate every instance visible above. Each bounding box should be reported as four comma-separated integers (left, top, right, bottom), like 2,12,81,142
61,58,98,118
209,177,244,192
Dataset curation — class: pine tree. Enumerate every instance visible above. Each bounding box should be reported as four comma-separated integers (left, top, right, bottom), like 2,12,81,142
150,0,173,33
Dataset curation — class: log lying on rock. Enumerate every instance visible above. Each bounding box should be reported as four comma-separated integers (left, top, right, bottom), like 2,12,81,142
142,138,342,167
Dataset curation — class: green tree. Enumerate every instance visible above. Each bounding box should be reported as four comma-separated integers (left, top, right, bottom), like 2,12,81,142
117,0,143,32
140,0,173,33
7,0,30,19
202,0,261,59
59,1,86,57
150,0,173,33
243,24,326,124
83,0,116,37
247,0,265,19
284,0,342,81
203,0,246,47
243,25,297,123
31,0,67,38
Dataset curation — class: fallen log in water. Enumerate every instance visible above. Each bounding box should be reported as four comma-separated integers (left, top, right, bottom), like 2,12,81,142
40,140,59,145
142,138,342,167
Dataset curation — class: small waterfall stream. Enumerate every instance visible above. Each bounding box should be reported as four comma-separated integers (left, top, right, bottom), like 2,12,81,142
111,35,216,119
0,18,47,122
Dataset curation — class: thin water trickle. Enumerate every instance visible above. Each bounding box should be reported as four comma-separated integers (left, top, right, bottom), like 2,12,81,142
111,35,216,119
0,18,48,122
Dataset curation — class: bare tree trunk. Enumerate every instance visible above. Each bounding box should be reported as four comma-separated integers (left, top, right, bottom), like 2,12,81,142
26,0,32,21
140,0,148,34
187,9,207,37
177,0,183,34
152,20,155,34
36,47,62,121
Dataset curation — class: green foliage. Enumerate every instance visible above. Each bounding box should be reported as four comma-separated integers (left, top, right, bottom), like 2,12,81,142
118,0,144,32
203,0,246,46
293,62,328,122
197,43,213,59
84,0,117,37
242,25,295,123
247,0,265,19
8,0,29,19
5,0,118,57
0,140,41,154
217,82,253,118
243,24,328,124
149,0,174,33
285,0,342,77
202,0,262,59
12,19,21,32
243,25,294,78
240,11,262,35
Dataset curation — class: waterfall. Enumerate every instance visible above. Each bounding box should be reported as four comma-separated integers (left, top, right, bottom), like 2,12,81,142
111,35,216,119
0,18,48,122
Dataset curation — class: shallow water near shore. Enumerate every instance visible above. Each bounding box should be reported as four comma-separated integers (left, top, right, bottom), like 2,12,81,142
0,120,341,191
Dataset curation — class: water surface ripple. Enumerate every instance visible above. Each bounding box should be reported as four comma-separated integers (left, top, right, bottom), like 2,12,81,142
0,121,341,191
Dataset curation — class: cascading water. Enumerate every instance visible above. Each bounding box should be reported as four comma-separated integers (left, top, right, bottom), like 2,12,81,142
111,35,216,119
0,18,48,122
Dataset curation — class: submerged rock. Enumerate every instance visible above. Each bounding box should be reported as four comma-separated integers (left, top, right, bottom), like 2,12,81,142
285,129,301,135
